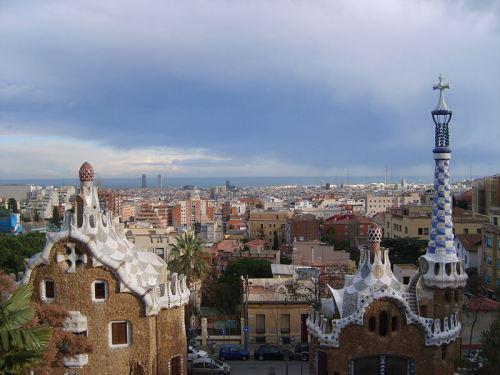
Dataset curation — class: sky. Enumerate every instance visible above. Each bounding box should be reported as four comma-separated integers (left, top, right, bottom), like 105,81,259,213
1,0,499,179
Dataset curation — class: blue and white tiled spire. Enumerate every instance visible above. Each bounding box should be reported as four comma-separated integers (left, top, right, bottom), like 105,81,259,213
419,75,467,288
427,75,455,257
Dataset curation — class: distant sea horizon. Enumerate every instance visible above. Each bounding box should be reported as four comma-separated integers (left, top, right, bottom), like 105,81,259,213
0,175,474,189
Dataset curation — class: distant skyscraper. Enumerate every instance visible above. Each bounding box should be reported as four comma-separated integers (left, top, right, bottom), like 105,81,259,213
157,174,162,189
141,174,147,189
225,180,230,189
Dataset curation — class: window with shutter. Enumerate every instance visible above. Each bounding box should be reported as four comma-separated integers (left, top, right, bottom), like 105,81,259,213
256,314,265,334
93,281,107,301
281,314,290,334
110,321,130,347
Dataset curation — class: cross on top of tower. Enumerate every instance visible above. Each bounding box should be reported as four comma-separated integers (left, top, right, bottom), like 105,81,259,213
433,74,451,112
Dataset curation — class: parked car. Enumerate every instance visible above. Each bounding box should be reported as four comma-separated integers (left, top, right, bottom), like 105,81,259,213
254,344,293,361
293,343,309,361
189,357,231,374
219,344,250,360
188,346,209,361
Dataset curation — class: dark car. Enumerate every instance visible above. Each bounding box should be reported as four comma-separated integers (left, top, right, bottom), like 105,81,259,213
293,343,309,361
254,345,293,361
219,344,250,360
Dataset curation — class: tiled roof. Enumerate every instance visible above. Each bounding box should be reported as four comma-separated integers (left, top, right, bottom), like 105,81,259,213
455,234,482,251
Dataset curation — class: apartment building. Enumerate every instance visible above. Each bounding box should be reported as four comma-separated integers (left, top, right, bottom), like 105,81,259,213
248,209,293,249
134,202,168,228
472,175,500,216
481,206,500,293
125,226,179,261
98,190,122,216
322,214,372,246
289,214,320,242
365,192,421,217
244,276,314,345
172,199,215,227
384,204,488,240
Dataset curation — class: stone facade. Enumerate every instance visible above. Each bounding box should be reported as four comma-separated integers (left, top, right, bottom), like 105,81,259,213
29,239,187,375
309,298,460,375
307,79,466,375
22,162,190,374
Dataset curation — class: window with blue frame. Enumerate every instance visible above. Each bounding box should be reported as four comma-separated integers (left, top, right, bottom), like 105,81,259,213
485,236,493,248
485,274,492,284
486,256,493,266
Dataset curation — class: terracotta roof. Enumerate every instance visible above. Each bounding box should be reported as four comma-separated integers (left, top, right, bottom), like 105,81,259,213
455,234,482,250
216,240,240,253
466,297,500,311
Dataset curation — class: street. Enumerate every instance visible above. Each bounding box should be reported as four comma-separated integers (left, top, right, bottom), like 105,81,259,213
228,359,310,375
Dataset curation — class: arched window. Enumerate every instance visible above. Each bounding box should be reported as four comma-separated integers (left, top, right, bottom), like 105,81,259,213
445,263,452,276
434,263,440,275
379,311,388,336
391,316,398,332
368,317,376,332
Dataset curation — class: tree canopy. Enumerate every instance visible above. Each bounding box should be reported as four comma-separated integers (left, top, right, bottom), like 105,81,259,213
168,232,209,286
479,316,500,374
381,237,427,266
203,258,272,314
0,233,45,275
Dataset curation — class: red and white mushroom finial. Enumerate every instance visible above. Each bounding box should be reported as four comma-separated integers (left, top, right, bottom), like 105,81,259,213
79,162,95,182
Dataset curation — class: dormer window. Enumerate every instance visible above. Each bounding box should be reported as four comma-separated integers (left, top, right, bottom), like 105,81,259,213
92,280,108,302
42,279,56,302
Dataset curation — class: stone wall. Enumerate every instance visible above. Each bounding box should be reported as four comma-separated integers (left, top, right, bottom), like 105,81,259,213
309,298,460,375
29,239,187,375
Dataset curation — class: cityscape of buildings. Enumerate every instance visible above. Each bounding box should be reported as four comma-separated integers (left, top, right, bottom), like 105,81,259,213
0,77,498,374
2,0,499,373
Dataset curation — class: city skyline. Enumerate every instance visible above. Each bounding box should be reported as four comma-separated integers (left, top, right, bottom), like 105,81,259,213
1,0,499,179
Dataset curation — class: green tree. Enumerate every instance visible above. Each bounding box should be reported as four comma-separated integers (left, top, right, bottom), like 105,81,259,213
479,316,500,374
168,232,209,285
223,258,272,279
321,227,336,246
0,232,46,275
0,282,52,374
381,237,427,265
7,199,18,214
50,207,61,228
204,258,272,314
168,233,209,331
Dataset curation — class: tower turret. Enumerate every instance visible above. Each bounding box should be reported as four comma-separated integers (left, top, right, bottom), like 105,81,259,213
75,162,101,228
419,76,466,289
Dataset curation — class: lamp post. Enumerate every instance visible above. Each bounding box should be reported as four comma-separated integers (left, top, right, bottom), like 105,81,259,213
241,274,250,350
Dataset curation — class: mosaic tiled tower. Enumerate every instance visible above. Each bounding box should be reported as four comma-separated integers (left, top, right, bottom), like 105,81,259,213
306,77,467,375
419,76,467,288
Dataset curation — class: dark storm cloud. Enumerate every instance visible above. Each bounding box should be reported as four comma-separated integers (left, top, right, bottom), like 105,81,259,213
0,0,499,177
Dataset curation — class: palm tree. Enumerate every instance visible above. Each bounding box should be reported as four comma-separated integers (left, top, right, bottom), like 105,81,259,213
168,232,209,285
168,232,209,336
0,284,52,374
